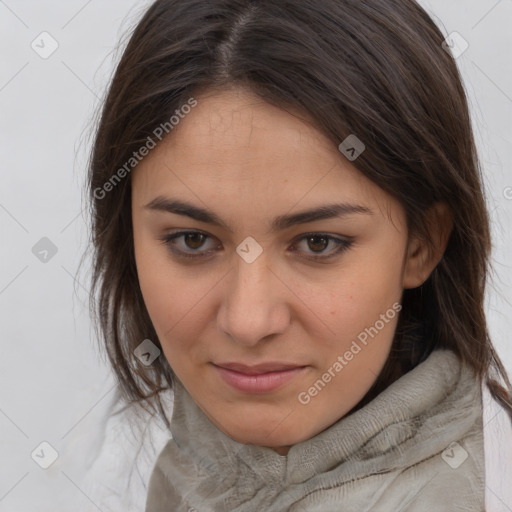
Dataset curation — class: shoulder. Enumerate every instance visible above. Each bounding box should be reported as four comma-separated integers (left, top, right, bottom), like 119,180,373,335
68,378,174,512
482,380,512,512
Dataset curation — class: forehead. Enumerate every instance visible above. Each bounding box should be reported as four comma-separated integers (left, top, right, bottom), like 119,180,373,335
131,88,397,222
163,88,337,175
174,88,321,140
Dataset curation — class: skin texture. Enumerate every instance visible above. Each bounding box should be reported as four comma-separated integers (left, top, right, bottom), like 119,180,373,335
131,87,451,455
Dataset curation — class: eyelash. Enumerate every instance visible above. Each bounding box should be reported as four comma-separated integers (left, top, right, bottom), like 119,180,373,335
158,230,353,262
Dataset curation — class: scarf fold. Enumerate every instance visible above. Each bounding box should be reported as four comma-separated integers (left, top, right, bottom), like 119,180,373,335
145,349,485,511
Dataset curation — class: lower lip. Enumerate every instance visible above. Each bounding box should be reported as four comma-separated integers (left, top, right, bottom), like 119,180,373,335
213,365,307,394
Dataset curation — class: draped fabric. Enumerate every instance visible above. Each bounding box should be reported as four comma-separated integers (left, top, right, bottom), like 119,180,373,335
145,349,485,511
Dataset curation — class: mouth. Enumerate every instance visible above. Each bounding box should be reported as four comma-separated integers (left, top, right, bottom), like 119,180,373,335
212,362,308,394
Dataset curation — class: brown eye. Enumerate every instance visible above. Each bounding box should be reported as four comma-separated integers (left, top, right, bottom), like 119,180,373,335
183,232,207,250
159,230,219,259
159,230,353,262
291,233,353,261
306,235,329,253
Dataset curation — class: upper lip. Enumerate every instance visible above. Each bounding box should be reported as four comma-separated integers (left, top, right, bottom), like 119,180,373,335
213,362,306,375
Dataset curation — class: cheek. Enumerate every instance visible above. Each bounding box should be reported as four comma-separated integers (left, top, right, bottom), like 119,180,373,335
136,260,211,374
313,238,404,368
324,261,403,332
345,234,405,309
316,276,401,400
133,230,204,340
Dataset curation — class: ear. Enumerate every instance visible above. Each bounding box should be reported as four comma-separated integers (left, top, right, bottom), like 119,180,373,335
403,202,453,289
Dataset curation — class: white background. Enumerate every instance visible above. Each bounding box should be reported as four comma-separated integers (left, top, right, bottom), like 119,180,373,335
0,0,511,510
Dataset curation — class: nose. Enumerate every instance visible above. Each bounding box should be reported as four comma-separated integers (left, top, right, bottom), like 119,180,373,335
217,250,291,347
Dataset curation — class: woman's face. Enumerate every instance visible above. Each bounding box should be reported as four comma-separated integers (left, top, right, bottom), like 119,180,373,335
131,87,414,454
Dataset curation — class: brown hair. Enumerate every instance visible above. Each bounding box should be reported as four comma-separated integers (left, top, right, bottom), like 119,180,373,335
83,0,512,427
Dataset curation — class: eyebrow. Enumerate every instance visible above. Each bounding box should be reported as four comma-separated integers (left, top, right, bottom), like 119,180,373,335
143,197,373,233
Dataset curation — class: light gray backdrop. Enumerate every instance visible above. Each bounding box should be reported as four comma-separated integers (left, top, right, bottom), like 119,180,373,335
1,0,511,510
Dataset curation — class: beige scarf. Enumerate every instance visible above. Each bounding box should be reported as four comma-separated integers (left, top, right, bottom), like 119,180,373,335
145,349,485,511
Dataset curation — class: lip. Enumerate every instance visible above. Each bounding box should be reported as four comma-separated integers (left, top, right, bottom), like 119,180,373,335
214,361,305,374
212,362,307,394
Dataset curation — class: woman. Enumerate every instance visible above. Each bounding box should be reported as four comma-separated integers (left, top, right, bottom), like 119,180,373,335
80,0,512,510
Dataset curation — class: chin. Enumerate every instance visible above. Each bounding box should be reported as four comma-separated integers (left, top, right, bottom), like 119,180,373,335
218,415,315,450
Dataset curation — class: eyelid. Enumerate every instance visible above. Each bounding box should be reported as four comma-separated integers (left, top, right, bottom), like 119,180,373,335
159,229,220,257
289,232,354,262
158,229,354,261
